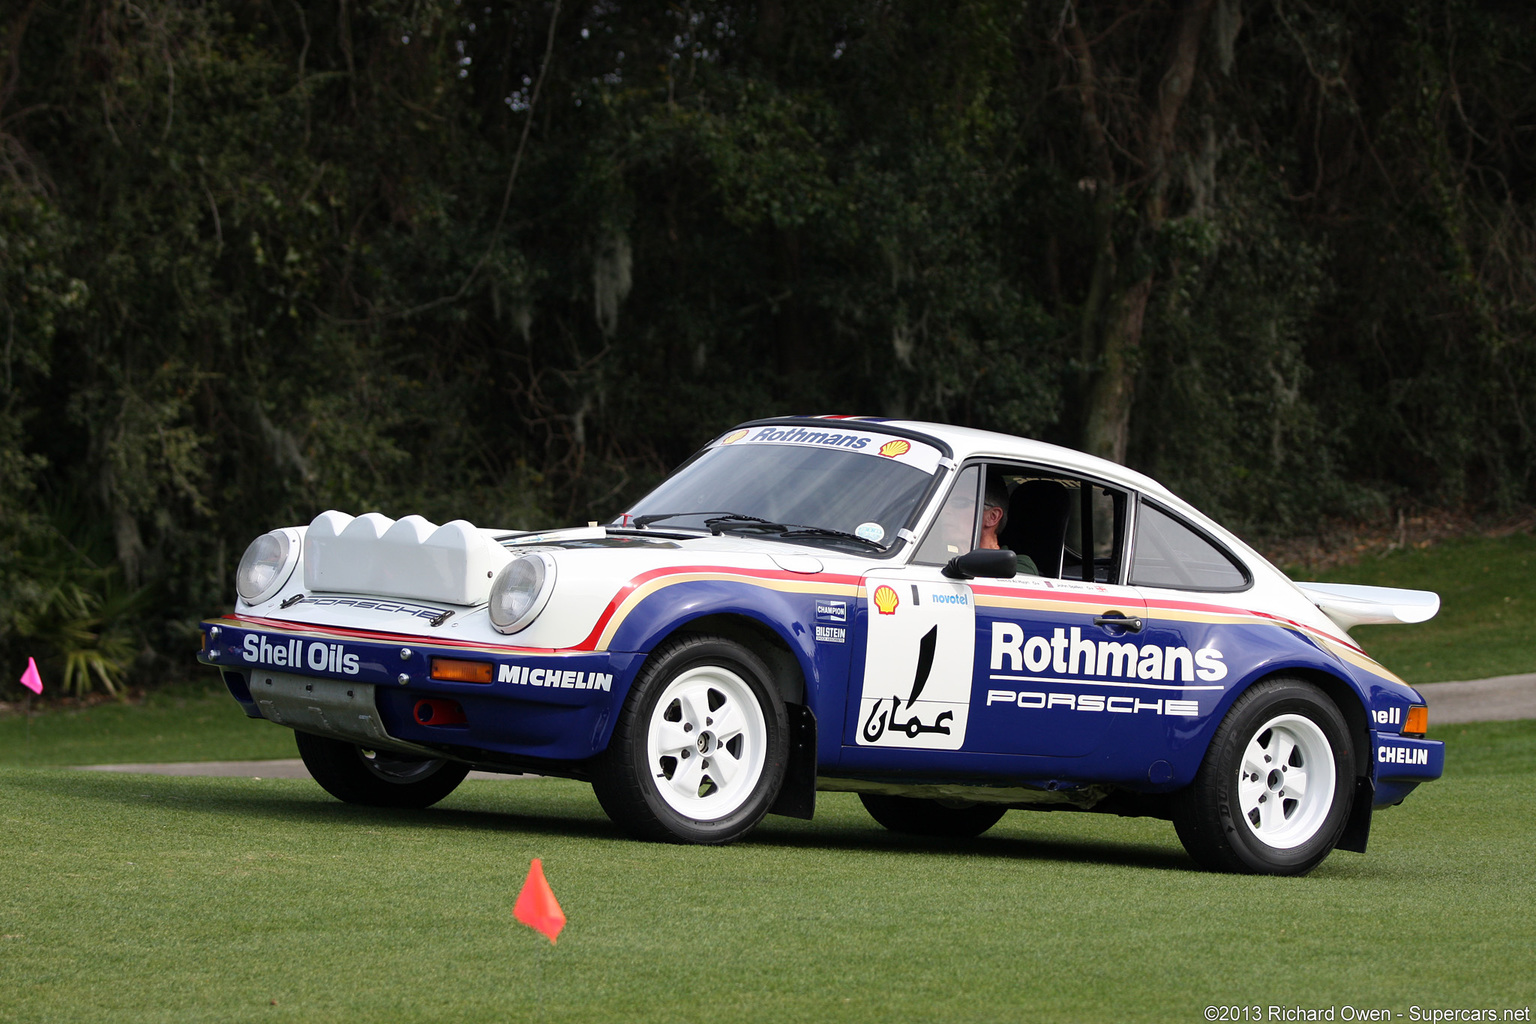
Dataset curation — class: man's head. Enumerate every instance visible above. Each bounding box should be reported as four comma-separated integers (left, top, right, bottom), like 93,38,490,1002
980,474,1010,548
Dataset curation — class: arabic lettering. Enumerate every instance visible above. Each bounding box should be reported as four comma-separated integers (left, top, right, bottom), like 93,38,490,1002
861,623,952,743
861,697,889,743
862,695,954,741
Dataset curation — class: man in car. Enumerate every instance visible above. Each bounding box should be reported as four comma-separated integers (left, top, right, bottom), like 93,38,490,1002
982,474,1039,576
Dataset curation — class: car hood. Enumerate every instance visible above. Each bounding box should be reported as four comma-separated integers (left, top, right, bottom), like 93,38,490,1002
233,516,881,651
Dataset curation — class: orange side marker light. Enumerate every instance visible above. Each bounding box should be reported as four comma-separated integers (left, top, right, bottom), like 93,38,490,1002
430,657,494,684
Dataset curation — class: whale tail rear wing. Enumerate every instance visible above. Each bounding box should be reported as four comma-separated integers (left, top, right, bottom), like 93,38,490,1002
1294,582,1441,632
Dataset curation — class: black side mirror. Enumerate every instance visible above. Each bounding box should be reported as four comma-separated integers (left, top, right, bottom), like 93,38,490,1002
942,549,1017,580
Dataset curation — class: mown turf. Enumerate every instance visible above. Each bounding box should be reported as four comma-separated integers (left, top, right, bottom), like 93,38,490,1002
1305,531,1536,684
0,682,295,766
3,721,1532,1024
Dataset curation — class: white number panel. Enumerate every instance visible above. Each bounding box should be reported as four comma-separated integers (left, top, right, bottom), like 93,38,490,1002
856,575,976,750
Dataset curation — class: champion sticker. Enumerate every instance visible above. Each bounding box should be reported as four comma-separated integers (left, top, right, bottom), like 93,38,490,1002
815,600,847,623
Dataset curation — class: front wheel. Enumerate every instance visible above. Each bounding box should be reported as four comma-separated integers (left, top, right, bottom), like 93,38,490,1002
592,635,789,844
1173,678,1355,875
859,793,1006,838
295,731,470,809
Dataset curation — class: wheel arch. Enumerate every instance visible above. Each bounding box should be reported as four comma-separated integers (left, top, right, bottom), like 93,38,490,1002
660,612,807,706
609,583,821,708
1207,664,1370,773
1262,666,1372,778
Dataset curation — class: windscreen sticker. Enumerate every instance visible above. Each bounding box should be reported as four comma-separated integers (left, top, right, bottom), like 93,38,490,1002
712,426,944,475
855,521,886,543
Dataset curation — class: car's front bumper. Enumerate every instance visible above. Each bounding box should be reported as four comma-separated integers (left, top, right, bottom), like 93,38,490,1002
200,617,639,763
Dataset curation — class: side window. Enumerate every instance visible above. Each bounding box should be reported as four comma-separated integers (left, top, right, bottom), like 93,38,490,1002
988,468,1126,583
1060,482,1124,583
1129,503,1250,591
913,466,980,565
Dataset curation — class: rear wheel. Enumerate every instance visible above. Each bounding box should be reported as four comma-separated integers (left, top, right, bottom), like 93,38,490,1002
593,635,789,844
1173,678,1354,875
294,731,470,809
859,793,1006,838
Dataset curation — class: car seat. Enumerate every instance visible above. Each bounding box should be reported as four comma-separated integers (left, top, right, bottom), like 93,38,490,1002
1000,480,1071,578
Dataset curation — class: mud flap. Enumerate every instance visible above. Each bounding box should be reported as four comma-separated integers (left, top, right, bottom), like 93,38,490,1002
1336,776,1374,854
769,703,817,820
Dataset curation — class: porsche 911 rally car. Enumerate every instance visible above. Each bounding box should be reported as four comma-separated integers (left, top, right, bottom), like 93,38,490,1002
199,416,1444,875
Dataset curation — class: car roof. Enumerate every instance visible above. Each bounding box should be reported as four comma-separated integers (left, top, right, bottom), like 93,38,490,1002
881,418,1294,584
750,415,1184,507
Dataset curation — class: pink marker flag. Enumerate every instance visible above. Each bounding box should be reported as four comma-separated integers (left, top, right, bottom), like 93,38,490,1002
20,657,43,695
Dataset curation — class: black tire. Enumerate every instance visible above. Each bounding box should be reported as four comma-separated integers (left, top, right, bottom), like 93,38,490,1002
1172,677,1355,875
294,731,470,809
859,793,1007,838
592,635,789,844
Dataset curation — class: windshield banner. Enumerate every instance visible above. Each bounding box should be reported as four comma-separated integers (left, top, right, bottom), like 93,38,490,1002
712,425,944,475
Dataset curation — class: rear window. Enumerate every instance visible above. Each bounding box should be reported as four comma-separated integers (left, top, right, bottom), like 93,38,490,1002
1129,503,1249,592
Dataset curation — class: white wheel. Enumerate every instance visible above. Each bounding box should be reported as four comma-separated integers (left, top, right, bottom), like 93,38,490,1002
593,635,789,844
1173,677,1355,875
645,664,769,820
1235,713,1337,850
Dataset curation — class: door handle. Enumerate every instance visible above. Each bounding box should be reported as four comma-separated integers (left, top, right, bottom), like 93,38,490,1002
1093,613,1143,632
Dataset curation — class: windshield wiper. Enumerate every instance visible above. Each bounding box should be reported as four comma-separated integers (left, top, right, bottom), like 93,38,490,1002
778,524,886,550
630,511,772,530
704,514,784,535
630,512,885,550
705,517,886,550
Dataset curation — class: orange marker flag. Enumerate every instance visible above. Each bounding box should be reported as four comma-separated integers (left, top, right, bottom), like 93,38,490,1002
513,858,566,944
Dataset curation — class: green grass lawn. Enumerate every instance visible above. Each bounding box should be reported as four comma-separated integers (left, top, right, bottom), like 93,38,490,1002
2,720,1533,1024
0,682,295,767
1303,531,1536,684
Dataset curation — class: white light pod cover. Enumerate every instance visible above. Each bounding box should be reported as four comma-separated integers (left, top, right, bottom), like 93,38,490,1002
236,529,300,605
302,510,513,605
488,553,556,634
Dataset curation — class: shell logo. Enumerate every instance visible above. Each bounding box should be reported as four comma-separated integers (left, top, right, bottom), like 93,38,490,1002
873,585,900,615
877,439,911,458
720,429,749,445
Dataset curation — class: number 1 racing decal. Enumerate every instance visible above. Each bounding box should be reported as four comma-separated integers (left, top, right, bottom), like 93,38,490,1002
857,576,975,750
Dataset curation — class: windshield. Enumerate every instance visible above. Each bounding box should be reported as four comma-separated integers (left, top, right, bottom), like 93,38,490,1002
620,427,942,551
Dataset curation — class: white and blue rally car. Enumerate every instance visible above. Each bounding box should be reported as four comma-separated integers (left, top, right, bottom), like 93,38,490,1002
199,417,1444,875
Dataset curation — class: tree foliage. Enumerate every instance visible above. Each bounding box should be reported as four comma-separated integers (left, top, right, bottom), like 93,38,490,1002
1,0,1532,693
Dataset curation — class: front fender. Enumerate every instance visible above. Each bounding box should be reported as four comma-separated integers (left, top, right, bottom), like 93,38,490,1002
600,574,858,759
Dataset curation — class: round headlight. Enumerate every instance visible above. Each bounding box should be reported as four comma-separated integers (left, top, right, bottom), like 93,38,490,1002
488,553,555,634
236,529,300,605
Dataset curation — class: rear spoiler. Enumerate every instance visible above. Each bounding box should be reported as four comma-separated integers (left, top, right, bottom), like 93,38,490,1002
1294,582,1441,632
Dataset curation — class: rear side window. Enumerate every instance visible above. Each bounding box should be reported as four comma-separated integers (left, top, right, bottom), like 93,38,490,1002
1129,503,1249,592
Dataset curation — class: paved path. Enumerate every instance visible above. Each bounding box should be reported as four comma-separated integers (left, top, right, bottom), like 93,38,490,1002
75,673,1534,779
1413,672,1536,725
